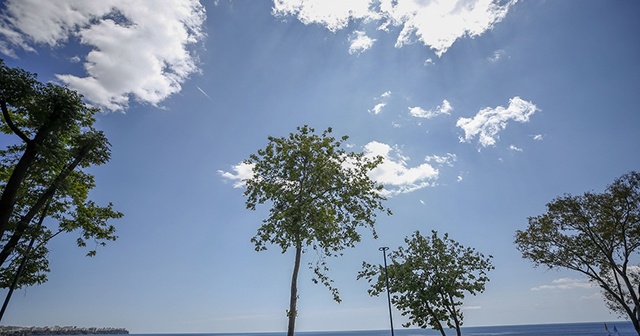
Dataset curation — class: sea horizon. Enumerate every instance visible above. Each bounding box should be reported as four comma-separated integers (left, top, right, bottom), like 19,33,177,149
127,321,635,336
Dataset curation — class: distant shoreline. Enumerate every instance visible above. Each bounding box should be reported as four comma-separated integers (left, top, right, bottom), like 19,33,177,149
0,326,129,336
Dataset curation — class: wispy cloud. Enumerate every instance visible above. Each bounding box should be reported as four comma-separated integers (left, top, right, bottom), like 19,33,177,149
0,0,206,111
531,278,595,291
348,30,376,55
426,153,457,166
272,0,518,57
409,99,453,119
508,145,522,152
456,97,538,148
462,306,482,310
197,86,213,101
369,91,392,115
488,49,506,62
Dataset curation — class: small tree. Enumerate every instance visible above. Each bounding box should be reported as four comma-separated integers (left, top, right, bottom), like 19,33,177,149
241,125,391,336
0,59,123,289
515,171,640,335
359,230,494,336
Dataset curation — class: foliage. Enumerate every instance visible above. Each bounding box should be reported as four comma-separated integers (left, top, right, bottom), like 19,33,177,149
515,171,640,335
242,125,391,336
359,230,494,336
0,59,123,288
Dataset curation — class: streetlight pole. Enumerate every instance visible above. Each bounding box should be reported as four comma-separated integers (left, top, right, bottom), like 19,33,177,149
379,247,395,336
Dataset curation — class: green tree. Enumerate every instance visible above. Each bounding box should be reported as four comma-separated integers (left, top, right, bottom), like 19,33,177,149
359,230,494,336
0,59,123,289
241,125,391,336
515,171,640,335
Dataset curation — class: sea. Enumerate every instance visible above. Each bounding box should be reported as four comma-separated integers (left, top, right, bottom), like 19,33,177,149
129,322,636,336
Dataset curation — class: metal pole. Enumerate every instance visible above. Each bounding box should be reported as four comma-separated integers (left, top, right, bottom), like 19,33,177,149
379,247,395,336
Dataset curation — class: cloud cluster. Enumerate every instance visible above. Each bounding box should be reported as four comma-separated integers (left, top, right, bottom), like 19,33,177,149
272,0,518,56
0,0,206,111
456,97,538,148
364,141,455,196
219,141,455,196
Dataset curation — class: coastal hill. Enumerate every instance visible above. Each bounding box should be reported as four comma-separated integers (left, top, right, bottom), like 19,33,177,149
0,326,128,335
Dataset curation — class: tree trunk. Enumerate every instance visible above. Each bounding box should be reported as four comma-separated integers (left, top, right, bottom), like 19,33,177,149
448,293,462,336
287,245,303,336
636,290,640,336
0,102,59,237
0,201,49,322
0,142,37,236
425,303,446,336
0,145,90,266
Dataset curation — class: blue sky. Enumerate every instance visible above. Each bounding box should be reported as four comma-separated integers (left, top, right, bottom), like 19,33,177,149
1,0,639,333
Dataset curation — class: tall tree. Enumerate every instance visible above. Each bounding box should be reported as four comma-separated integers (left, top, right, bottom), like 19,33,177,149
241,125,391,336
359,230,494,336
0,59,122,289
515,171,640,335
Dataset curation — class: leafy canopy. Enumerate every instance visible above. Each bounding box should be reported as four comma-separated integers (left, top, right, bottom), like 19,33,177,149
359,230,493,335
515,171,640,333
0,59,122,288
243,125,391,300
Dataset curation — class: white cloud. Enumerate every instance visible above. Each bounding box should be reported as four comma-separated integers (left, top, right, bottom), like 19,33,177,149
0,0,206,111
272,0,518,57
363,141,443,196
220,142,449,196
348,30,376,55
369,91,392,114
456,97,538,148
369,103,386,115
218,162,255,188
508,145,522,152
409,99,453,119
272,0,375,33
531,278,595,291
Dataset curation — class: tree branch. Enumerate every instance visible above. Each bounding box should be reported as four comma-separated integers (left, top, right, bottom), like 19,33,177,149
0,101,31,144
